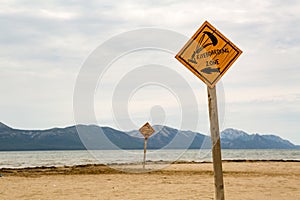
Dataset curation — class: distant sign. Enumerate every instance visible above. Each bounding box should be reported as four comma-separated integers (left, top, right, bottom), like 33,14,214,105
175,21,242,88
139,122,155,139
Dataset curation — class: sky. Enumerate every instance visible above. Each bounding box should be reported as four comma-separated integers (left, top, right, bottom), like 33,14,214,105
0,0,300,144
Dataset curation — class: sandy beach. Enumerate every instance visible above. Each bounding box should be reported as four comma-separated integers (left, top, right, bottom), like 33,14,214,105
0,161,299,200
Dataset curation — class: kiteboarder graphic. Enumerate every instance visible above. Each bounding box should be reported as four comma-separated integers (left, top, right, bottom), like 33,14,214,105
188,31,218,65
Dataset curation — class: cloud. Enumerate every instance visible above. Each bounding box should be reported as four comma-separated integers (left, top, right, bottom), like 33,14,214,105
0,0,299,143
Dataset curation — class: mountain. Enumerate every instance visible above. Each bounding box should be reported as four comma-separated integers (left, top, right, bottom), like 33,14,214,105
0,124,143,151
0,122,12,131
221,128,297,149
0,123,210,151
127,125,211,149
0,122,298,150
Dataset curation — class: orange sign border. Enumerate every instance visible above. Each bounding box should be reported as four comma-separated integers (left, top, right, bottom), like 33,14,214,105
175,21,242,88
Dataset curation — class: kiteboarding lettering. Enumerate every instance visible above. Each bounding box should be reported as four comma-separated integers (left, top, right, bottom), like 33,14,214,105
197,48,229,59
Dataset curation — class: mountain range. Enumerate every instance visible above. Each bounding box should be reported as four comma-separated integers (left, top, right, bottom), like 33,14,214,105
0,122,299,151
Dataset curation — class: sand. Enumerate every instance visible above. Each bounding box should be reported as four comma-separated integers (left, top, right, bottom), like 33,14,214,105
0,161,299,200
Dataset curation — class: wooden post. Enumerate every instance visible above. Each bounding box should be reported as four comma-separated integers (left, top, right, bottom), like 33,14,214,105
143,138,148,169
207,86,225,200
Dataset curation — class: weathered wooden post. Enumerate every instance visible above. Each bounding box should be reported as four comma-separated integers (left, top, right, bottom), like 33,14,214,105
143,138,148,169
208,86,224,199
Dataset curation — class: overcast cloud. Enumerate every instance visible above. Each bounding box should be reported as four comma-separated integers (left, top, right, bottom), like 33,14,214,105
0,0,300,144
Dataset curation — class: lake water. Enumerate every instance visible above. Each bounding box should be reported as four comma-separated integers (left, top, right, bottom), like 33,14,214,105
0,149,299,169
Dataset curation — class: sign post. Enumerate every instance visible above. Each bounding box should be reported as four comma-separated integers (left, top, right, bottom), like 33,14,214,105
143,137,148,169
139,122,155,169
175,21,242,200
208,86,224,200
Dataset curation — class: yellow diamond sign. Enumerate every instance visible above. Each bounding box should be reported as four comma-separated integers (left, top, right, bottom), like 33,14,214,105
139,122,155,139
175,21,242,88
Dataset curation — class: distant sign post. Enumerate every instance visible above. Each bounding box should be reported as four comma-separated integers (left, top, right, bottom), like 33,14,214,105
139,122,155,169
176,21,242,200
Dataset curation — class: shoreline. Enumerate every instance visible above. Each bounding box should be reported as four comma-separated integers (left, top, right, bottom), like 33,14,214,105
1,148,299,151
1,160,299,177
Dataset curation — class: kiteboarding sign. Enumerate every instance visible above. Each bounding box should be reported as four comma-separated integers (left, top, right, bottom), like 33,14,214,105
175,21,242,88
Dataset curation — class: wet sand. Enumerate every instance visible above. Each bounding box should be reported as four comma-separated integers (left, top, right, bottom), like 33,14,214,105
0,161,299,200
